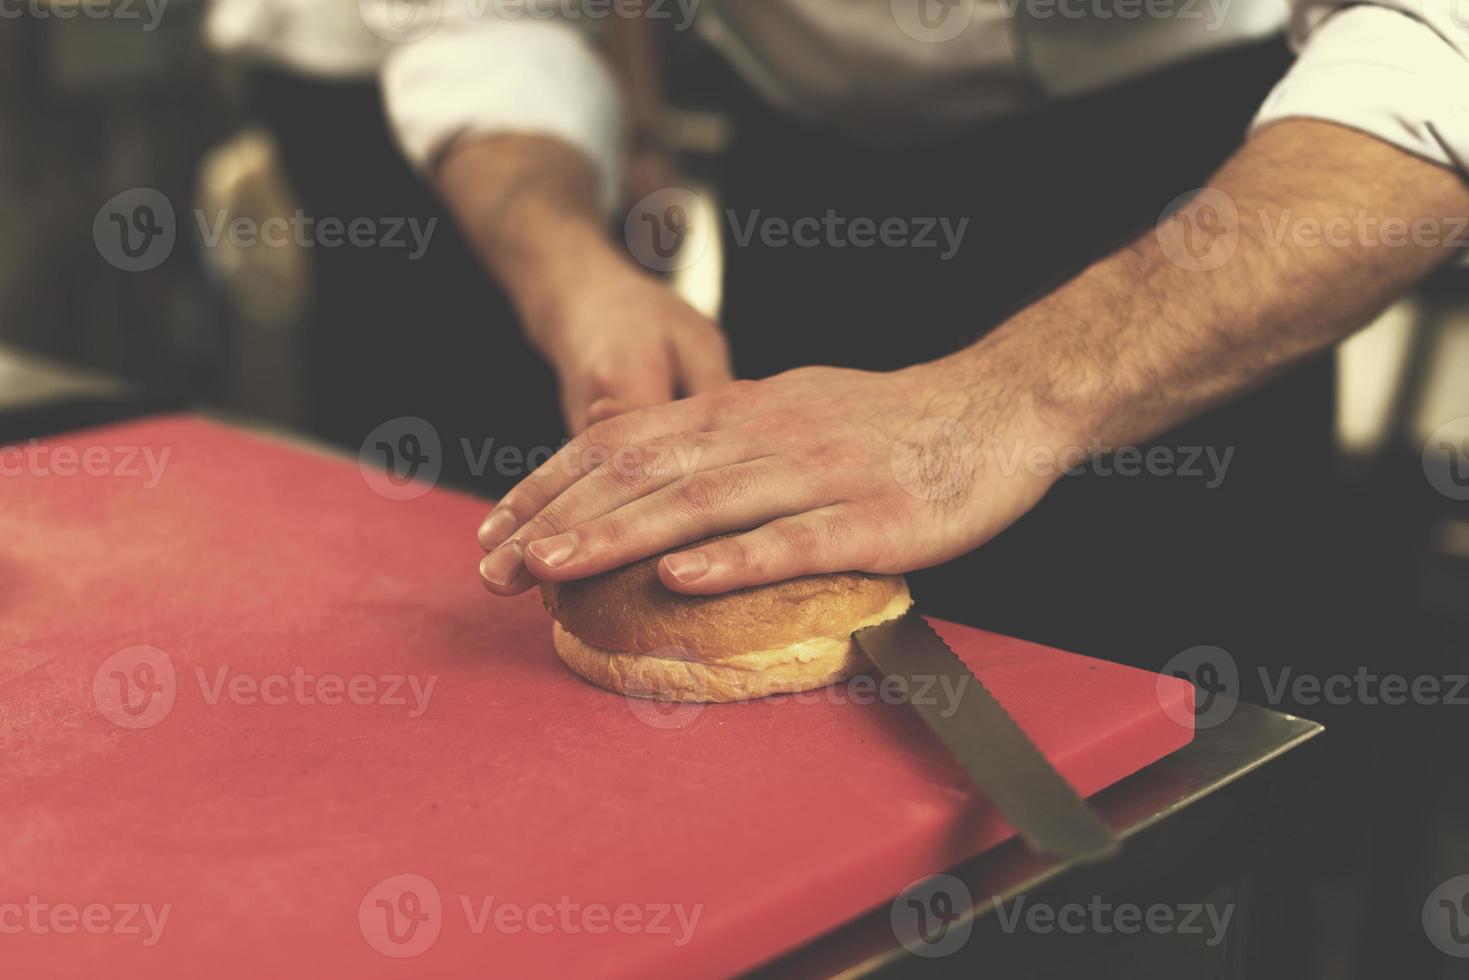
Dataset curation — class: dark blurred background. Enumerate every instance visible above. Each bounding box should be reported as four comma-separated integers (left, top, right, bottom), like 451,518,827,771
2,7,1468,977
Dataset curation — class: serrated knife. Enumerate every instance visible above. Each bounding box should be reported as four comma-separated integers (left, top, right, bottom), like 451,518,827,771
853,609,1120,863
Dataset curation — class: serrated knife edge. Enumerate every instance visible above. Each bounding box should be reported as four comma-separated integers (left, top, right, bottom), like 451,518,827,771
854,609,1120,863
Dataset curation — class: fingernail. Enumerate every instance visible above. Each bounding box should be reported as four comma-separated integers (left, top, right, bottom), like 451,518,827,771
662,551,709,583
478,508,517,550
480,541,524,588
527,530,578,568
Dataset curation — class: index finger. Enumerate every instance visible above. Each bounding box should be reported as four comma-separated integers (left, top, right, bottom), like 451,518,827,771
477,395,712,552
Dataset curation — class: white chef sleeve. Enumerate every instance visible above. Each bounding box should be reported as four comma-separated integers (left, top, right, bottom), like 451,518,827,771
1251,1,1469,174
372,1,625,215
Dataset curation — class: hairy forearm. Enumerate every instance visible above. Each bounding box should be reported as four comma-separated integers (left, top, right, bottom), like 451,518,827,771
434,134,628,353
952,119,1469,450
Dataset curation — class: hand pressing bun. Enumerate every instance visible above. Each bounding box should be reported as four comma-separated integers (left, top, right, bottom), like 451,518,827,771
541,541,911,702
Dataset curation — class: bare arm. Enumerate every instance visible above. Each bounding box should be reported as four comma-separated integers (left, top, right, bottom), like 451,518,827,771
476,120,1469,595
982,119,1469,451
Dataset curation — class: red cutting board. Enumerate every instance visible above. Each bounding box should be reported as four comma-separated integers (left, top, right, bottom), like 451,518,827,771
0,416,1192,979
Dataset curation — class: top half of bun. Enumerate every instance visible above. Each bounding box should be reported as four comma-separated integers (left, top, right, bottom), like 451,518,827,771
539,540,911,663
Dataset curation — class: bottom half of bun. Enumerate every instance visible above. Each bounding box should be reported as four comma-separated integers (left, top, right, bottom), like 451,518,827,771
551,587,912,702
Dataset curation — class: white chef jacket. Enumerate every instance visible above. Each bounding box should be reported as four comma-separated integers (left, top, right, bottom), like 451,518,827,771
207,0,1469,213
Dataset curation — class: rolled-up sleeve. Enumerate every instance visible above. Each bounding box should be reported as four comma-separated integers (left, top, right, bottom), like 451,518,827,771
374,2,625,214
1252,0,1469,174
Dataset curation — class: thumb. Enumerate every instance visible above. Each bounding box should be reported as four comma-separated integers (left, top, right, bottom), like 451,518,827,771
586,352,676,413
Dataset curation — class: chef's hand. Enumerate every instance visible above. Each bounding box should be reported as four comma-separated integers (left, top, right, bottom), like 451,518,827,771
476,352,1074,595
535,265,732,434
434,134,732,434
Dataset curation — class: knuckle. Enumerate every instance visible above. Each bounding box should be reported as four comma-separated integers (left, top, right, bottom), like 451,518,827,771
602,446,645,484
715,537,759,574
598,445,659,493
709,379,760,424
582,418,625,453
772,520,820,557
672,469,746,515
587,362,622,390
777,514,849,564
671,474,722,514
518,512,565,543
590,514,631,549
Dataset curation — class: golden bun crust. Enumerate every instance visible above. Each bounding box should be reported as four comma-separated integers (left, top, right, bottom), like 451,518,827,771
550,585,910,700
540,543,911,663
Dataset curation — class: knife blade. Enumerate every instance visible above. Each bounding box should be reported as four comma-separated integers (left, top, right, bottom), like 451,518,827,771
854,609,1120,863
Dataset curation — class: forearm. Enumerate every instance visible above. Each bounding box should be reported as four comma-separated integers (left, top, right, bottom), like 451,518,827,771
950,119,1469,451
434,134,630,355
435,132,731,432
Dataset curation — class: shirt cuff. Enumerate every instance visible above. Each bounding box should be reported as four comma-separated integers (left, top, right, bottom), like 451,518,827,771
1251,5,1469,174
381,17,624,216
